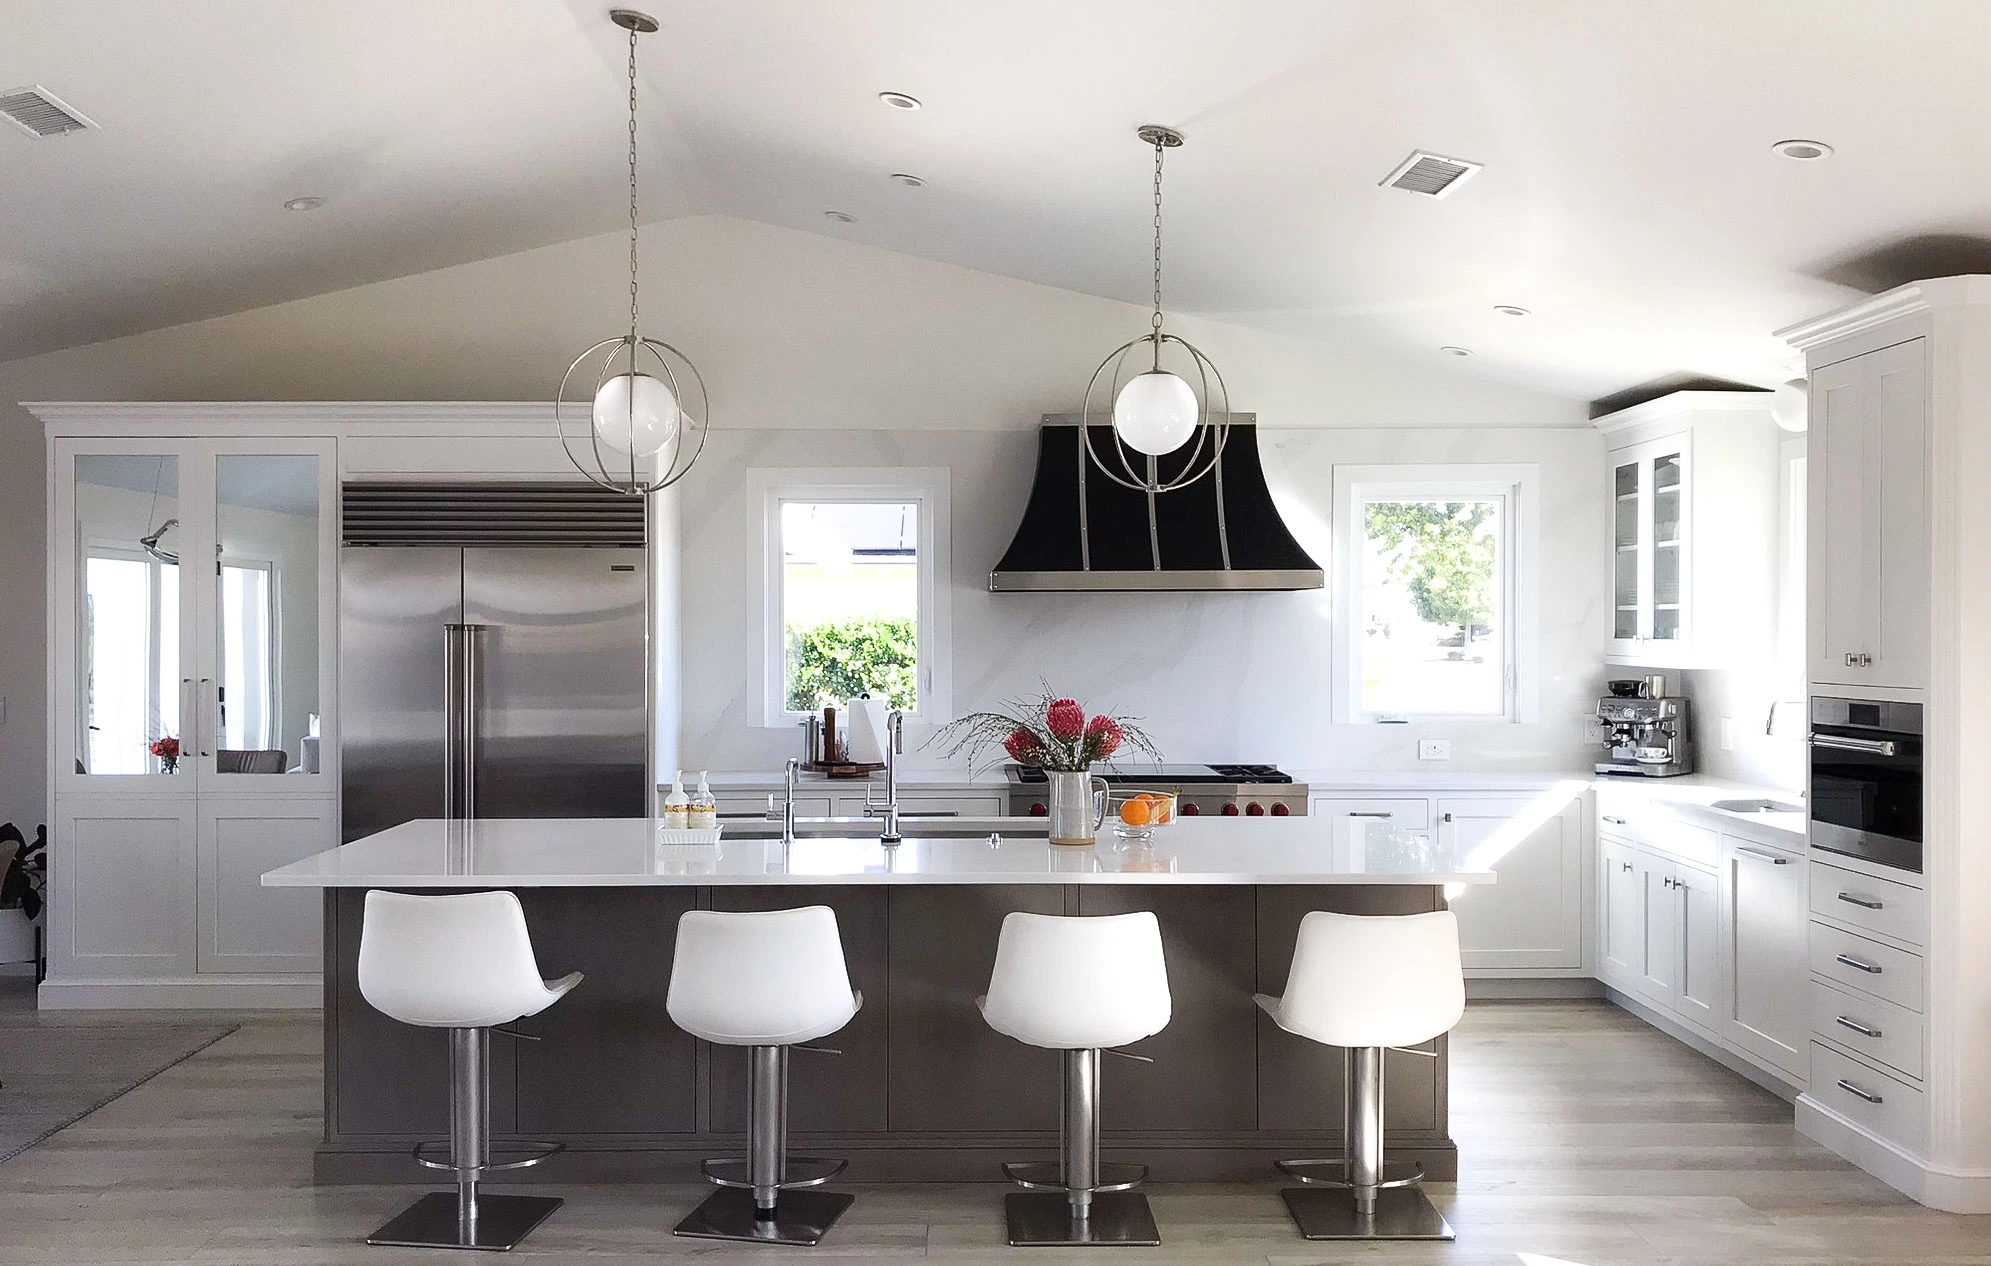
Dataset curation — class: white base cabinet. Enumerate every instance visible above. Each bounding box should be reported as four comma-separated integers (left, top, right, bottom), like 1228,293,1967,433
1596,793,1807,1087
1438,796,1586,973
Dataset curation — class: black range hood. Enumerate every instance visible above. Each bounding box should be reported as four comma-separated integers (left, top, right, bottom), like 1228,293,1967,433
989,415,1323,592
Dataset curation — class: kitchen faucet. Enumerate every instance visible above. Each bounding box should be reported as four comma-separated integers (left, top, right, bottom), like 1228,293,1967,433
765,758,801,845
865,711,907,844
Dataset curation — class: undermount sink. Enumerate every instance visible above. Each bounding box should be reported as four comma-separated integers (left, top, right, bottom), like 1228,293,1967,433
1710,798,1804,815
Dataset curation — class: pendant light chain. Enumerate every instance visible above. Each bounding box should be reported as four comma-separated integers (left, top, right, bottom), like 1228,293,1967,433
626,22,641,347
1150,134,1166,340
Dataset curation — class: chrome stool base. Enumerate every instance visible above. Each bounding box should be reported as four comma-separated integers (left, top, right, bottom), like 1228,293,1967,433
1005,1191,1160,1247
674,1187,854,1247
366,1192,564,1252
1280,1186,1454,1242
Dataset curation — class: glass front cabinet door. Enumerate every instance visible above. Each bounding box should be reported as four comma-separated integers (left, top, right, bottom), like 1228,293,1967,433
55,437,337,796
1607,435,1692,663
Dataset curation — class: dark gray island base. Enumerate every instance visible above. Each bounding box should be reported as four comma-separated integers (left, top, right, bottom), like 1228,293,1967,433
315,883,1458,1185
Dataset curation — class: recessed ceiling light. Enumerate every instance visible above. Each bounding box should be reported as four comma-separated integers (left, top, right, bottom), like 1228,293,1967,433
823,210,856,223
878,91,921,111
1493,304,1530,317
283,196,325,212
889,172,925,188
1440,346,1473,357
1772,138,1833,161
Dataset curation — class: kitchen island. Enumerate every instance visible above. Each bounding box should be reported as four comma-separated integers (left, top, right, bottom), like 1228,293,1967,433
266,816,1492,1184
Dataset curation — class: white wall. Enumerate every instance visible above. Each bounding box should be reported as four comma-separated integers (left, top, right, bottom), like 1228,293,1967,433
680,425,1607,774
1,214,1594,824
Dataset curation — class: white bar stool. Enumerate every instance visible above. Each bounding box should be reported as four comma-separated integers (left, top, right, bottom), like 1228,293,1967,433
980,910,1171,1248
1256,909,1465,1242
666,906,861,1246
356,889,583,1252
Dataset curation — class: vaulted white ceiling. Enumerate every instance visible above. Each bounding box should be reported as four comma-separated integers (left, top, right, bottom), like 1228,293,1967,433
4,0,1988,401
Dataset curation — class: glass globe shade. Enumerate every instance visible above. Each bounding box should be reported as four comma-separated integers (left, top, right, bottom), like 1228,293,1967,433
592,371,680,457
1770,379,1809,433
1112,370,1199,456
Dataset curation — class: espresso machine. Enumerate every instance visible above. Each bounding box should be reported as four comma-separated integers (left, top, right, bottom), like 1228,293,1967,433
1595,681,1694,777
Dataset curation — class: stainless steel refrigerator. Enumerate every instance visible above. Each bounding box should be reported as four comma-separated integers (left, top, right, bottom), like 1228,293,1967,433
339,484,650,841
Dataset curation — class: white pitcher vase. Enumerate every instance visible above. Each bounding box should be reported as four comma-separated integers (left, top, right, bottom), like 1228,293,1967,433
1045,770,1110,846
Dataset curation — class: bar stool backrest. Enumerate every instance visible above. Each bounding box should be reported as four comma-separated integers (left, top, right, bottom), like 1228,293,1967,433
358,889,564,1029
1274,909,1464,1049
667,906,858,1046
982,911,1171,1050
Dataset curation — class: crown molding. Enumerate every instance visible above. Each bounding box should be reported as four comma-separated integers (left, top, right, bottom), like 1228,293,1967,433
1775,276,1991,351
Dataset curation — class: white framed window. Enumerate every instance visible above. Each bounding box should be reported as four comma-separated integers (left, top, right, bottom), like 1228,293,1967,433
750,468,952,729
81,547,180,774
1332,464,1538,723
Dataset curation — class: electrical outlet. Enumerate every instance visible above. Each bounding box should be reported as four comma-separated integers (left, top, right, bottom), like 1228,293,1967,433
1720,717,1736,752
1418,738,1451,761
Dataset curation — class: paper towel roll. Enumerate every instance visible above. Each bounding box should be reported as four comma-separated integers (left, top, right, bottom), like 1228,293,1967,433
846,694,890,764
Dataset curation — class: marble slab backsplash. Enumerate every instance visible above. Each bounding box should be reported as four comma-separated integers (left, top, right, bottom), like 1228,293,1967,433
673,426,1612,775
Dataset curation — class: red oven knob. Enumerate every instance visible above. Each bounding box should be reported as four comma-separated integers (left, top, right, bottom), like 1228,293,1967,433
1180,803,1201,816
1028,802,1047,816
1221,803,1240,816
1271,803,1291,816
1245,802,1266,816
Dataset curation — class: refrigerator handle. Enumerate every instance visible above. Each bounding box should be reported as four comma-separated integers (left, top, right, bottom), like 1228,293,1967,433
444,624,483,820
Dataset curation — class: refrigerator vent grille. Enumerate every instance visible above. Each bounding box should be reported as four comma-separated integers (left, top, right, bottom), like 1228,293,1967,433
342,482,647,547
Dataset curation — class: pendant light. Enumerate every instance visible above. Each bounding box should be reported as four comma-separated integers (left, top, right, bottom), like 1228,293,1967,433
1081,125,1230,494
555,9,708,495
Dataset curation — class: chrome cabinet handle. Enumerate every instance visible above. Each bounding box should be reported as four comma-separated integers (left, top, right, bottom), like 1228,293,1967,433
1619,860,1633,873
1809,733,1898,756
1835,953,1882,975
1835,1016,1883,1038
1733,845,1790,865
198,677,217,757
1837,892,1884,910
1347,811,1393,819
1836,1078,1883,1105
1602,815,1628,825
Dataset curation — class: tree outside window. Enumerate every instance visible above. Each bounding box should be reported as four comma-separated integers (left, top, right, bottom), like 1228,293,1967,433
1359,497,1505,715
781,501,920,712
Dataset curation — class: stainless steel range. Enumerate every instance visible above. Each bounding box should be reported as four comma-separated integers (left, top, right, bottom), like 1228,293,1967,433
1003,763,1309,818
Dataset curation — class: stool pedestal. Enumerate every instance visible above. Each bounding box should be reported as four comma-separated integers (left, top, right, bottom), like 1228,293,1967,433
1278,1046,1454,1242
673,1044,853,1247
365,1027,564,1252
1001,1048,1160,1247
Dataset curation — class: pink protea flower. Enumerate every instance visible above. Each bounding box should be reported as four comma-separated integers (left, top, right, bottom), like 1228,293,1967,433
1084,714,1123,760
1003,726,1044,764
1045,698,1086,742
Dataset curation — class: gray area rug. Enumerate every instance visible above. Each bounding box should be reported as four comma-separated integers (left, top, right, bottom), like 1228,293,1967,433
0,1021,238,1163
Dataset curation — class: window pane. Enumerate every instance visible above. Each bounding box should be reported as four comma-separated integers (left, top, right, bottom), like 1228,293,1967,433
1360,498,1504,715
782,501,918,712
215,454,319,773
74,454,180,775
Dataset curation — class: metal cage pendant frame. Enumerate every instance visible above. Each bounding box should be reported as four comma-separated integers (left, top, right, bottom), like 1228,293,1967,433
556,334,709,495
1081,123,1231,496
1080,330,1231,494
554,8,708,498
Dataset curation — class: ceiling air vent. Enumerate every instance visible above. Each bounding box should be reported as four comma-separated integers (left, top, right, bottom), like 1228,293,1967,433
1379,150,1482,198
0,86,97,138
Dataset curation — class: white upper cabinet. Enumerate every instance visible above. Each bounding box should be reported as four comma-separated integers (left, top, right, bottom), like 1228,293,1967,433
1595,393,1781,669
1808,339,1929,689
55,437,339,796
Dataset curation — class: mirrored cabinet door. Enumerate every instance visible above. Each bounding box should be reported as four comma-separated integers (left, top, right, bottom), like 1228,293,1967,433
198,441,337,789
61,446,198,786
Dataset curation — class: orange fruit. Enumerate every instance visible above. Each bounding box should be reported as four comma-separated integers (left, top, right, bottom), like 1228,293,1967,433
1119,799,1154,826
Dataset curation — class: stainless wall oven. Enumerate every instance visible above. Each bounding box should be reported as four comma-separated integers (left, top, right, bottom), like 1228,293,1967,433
1808,696,1922,873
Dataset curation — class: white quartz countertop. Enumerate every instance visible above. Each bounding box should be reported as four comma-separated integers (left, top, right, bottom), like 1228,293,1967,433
1593,774,1806,843
262,816,1496,888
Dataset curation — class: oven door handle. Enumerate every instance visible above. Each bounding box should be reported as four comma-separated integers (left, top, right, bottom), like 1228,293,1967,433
1808,733,1899,757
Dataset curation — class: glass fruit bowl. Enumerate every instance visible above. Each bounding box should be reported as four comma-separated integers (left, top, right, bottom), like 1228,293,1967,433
1112,790,1177,841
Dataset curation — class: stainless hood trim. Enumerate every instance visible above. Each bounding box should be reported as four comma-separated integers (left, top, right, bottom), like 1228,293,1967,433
990,568,1324,592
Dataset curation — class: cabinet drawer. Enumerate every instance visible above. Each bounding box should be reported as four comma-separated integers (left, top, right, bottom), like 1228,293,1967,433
1809,923,1924,1011
714,793,832,820
1811,978,1924,1081
1809,1042,1927,1154
1809,861,1926,947
1639,811,1718,868
1310,799,1431,829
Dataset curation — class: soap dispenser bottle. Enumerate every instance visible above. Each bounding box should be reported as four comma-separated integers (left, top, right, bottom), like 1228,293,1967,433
690,772,718,829
663,771,690,829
